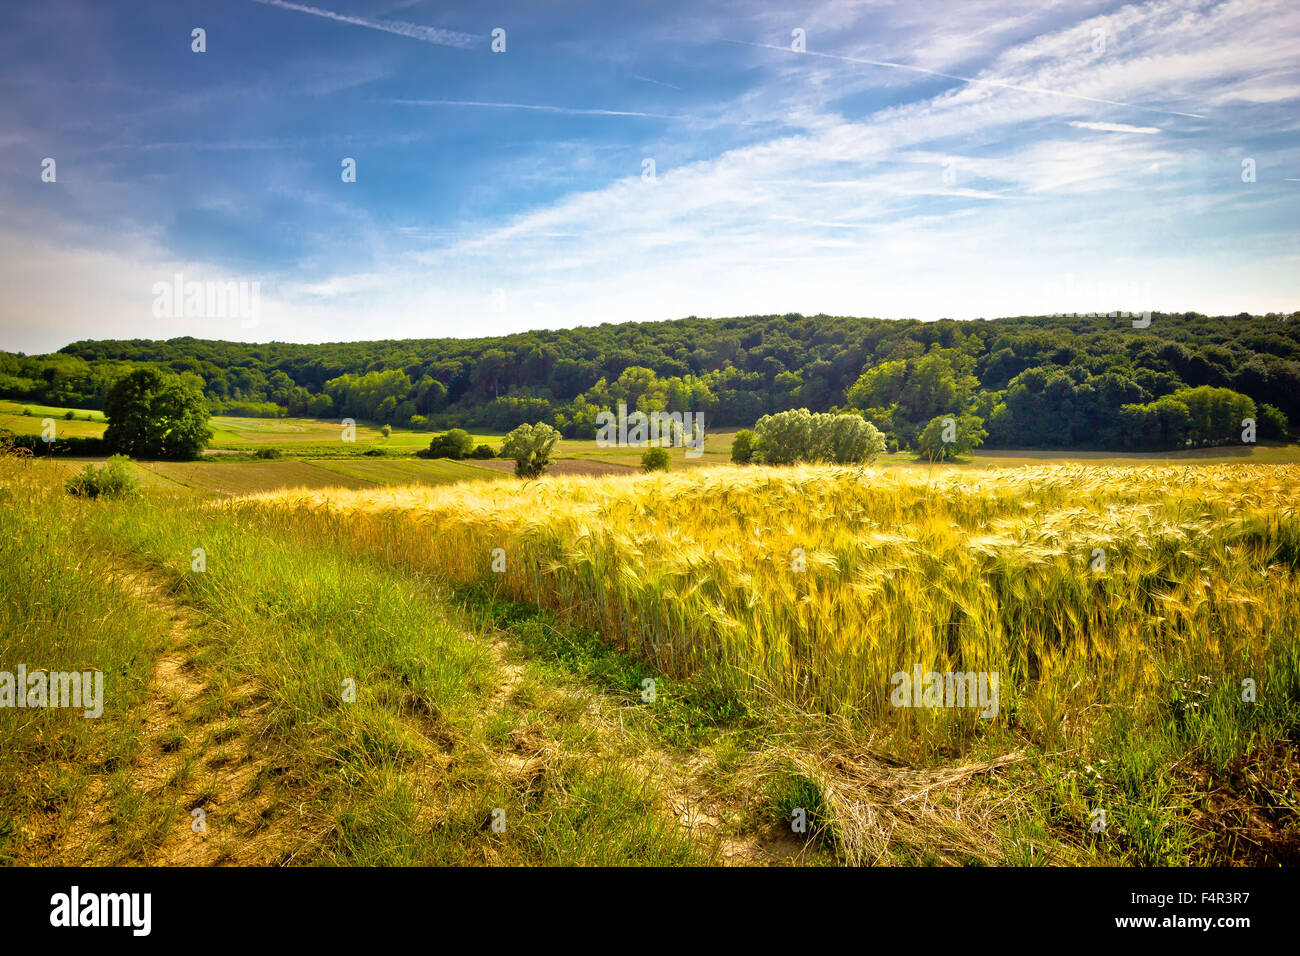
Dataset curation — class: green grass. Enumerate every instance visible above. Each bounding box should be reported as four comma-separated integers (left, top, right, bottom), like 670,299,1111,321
0,399,107,422
0,400,109,439
205,416,501,453
309,457,501,487
8,397,1292,468
0,452,708,865
22,457,500,497
459,586,757,750
0,456,170,864
135,459,379,494
556,427,736,469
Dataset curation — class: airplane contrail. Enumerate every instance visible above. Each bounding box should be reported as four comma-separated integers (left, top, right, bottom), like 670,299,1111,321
250,0,477,48
632,74,683,91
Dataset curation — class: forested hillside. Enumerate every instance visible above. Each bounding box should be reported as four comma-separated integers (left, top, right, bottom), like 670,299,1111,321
3,311,1297,450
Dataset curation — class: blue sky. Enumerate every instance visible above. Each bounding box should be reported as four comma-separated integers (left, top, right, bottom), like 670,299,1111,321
1,0,1298,353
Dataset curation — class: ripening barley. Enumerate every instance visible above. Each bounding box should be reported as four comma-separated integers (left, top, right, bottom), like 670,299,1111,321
236,464,1300,753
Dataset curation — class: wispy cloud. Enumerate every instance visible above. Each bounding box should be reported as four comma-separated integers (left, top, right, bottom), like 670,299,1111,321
249,0,477,48
724,39,1208,119
1069,120,1160,134
2,0,1297,352
386,99,683,120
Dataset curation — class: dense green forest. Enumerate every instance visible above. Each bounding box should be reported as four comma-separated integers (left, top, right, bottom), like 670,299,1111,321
2,311,1297,450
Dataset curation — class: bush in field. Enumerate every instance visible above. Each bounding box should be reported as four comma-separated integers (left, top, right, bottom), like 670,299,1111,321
753,410,813,464
255,447,282,460
66,455,139,499
752,409,886,465
380,424,392,439
104,368,211,460
916,413,988,461
424,428,474,459
501,422,560,478
730,429,755,464
641,447,671,472
818,413,888,464
469,443,497,459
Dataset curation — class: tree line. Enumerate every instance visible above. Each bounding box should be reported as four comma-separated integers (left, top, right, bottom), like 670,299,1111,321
2,310,1296,451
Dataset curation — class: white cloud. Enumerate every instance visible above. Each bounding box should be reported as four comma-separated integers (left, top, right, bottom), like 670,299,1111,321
1068,120,1160,133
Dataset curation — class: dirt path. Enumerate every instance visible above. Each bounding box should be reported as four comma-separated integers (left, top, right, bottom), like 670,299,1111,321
111,569,281,864
465,617,808,865
58,563,1023,867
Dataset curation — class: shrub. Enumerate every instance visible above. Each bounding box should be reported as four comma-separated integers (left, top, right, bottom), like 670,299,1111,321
254,448,282,460
820,413,888,464
767,770,836,851
469,443,497,459
730,429,755,464
65,455,139,499
752,409,887,465
380,424,392,438
641,447,671,472
501,422,561,478
424,428,475,460
916,413,988,461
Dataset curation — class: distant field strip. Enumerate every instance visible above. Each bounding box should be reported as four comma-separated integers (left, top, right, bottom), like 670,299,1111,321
208,416,431,448
136,458,506,494
140,460,378,494
468,458,636,477
310,458,501,487
243,464,1300,750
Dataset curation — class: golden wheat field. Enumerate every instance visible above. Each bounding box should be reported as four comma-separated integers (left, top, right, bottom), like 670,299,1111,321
238,464,1300,752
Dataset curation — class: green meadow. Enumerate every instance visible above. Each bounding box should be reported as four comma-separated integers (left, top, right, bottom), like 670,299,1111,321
5,399,1297,499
